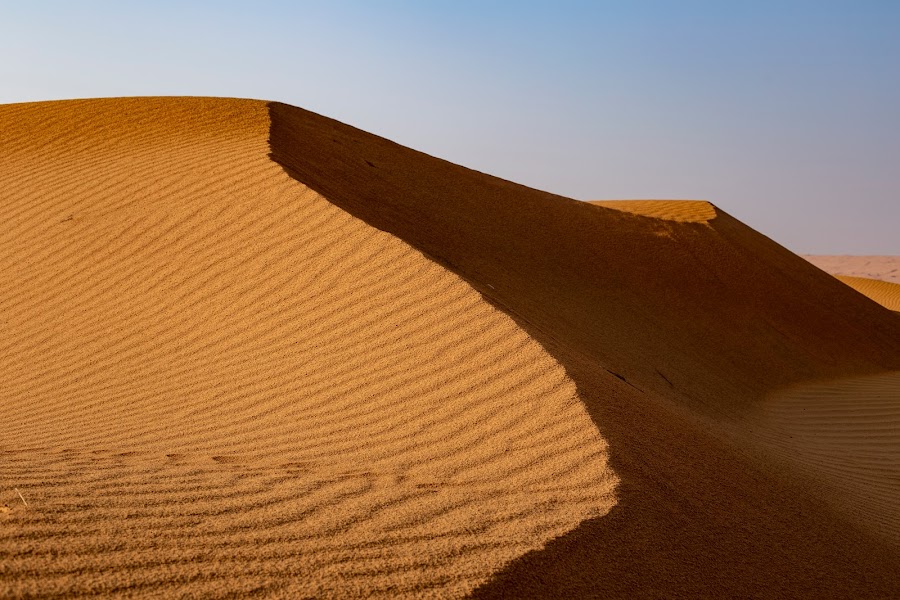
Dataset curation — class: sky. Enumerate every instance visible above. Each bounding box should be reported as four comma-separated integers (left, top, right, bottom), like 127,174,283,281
2,1,897,254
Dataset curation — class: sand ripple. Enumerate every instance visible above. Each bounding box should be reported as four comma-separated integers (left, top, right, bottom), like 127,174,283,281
0,98,615,598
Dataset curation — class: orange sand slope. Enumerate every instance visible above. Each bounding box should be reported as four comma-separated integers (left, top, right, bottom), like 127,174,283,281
805,254,900,284
835,276,900,312
3,98,900,598
0,99,615,598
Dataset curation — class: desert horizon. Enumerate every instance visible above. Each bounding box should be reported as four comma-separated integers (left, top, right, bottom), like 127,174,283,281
1,96,898,597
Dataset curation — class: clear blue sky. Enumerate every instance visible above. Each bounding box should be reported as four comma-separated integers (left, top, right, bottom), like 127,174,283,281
2,1,898,253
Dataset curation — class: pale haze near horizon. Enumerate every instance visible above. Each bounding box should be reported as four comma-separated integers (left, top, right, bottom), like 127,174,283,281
2,1,897,254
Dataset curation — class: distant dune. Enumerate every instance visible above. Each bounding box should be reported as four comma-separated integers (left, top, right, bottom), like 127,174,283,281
834,276,900,312
805,254,900,284
802,255,900,312
2,98,899,598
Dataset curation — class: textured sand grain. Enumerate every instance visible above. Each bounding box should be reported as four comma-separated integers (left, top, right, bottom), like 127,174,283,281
0,98,615,598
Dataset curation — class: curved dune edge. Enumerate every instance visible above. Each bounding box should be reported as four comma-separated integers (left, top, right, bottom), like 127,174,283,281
835,275,900,312
752,371,900,543
589,199,718,223
0,98,616,598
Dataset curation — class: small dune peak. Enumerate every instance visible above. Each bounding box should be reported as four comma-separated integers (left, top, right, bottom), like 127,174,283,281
589,199,718,223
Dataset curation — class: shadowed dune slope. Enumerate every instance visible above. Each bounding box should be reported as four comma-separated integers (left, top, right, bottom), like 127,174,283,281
269,101,900,411
0,98,616,598
1,98,899,598
753,371,900,542
269,102,900,597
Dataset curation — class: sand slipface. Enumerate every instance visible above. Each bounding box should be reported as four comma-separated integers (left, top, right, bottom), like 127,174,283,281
3,98,900,598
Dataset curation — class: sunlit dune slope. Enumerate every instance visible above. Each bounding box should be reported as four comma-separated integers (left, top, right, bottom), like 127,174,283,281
2,97,900,598
835,275,900,312
0,98,615,598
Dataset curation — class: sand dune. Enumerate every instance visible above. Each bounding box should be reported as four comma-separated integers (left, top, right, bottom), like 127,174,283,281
834,275,900,312
3,98,900,597
805,254,900,284
0,99,614,598
802,255,900,311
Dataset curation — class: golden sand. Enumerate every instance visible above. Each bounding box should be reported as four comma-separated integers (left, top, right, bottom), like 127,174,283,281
805,255,900,284
589,199,718,223
0,98,614,598
2,98,899,598
834,275,900,312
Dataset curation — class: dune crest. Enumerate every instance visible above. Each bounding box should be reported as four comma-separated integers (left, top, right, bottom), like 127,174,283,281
589,199,718,223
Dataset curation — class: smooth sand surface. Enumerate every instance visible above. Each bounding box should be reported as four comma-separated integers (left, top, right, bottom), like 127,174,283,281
805,255,900,284
3,98,900,598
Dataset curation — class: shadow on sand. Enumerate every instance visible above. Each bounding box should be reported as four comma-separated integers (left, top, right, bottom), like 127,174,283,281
266,101,900,598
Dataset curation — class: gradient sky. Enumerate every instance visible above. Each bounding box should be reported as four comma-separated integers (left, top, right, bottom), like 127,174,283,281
2,1,897,253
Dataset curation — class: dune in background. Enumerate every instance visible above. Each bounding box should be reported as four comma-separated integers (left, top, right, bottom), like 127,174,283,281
589,199,717,223
805,254,900,284
834,276,900,312
2,98,900,598
802,256,900,311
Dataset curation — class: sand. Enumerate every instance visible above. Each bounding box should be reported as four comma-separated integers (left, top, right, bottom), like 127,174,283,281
751,371,900,543
0,99,615,598
589,199,718,222
805,254,900,284
2,98,900,598
802,256,900,311
834,276,900,312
